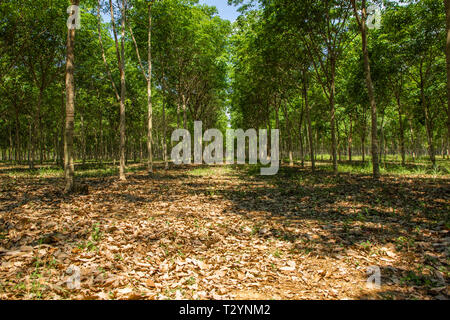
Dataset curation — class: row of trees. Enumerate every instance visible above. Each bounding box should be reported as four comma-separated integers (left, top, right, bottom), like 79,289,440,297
1,0,450,190
229,0,450,178
0,0,230,191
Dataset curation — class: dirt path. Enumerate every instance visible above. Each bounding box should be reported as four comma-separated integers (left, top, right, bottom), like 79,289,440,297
0,164,448,299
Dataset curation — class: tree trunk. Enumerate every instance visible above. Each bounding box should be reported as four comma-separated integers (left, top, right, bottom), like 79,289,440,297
361,128,366,163
379,110,385,165
176,102,181,129
299,119,304,168
15,102,20,164
303,71,315,171
396,95,406,166
182,94,187,130
420,71,436,167
352,0,380,178
282,102,294,167
330,57,338,174
336,116,341,163
80,111,86,165
30,91,43,169
348,111,353,162
162,88,168,170
424,102,436,167
37,89,43,165
128,1,153,173
408,117,416,162
28,121,31,167
446,129,450,159
9,126,13,162
64,0,79,193
59,88,65,168
445,0,450,160
103,0,127,180
99,107,103,165
118,0,127,180
147,4,154,173
147,75,153,173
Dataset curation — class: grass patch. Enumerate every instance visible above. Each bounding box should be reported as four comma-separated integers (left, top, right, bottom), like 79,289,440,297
321,161,449,176
76,167,118,178
188,166,232,177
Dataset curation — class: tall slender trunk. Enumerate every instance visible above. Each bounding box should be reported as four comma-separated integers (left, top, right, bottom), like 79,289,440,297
420,69,436,167
80,111,86,165
444,132,450,160
379,110,385,165
282,101,294,167
330,57,338,174
59,88,65,168
348,111,353,162
128,2,153,173
147,4,153,173
118,0,127,180
176,102,181,129
275,101,281,159
8,126,12,162
15,102,20,164
275,105,280,133
139,138,143,162
28,121,31,166
101,0,127,180
302,71,315,172
36,89,44,165
361,125,366,163
163,101,168,169
99,107,103,165
162,80,168,170
408,117,416,162
54,135,58,164
337,119,342,162
445,0,450,159
396,94,406,166
299,118,304,168
147,77,153,172
424,101,436,166
315,131,319,161
268,106,272,158
352,0,379,178
363,7,379,178
297,95,305,167
30,91,43,169
64,0,79,193
182,94,187,130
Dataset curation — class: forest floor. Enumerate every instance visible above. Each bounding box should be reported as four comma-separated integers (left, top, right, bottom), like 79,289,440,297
0,161,449,300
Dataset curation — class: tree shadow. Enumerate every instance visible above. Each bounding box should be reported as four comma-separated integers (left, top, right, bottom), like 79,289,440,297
0,162,448,299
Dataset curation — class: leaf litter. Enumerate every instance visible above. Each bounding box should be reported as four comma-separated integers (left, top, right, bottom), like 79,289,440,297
0,163,448,300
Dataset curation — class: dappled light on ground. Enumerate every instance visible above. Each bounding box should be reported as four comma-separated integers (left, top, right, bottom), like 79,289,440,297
0,163,448,300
